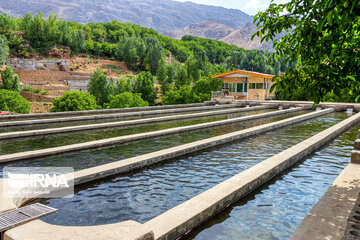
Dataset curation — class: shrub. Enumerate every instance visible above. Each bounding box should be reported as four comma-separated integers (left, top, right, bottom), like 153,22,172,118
109,92,149,108
51,91,99,112
88,68,113,106
162,85,201,105
21,86,48,95
0,89,30,113
0,66,20,92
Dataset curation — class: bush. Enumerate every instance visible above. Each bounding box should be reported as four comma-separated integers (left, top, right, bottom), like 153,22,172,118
109,92,149,108
0,89,30,113
0,66,20,92
21,86,48,95
162,85,201,105
51,91,99,112
88,68,113,106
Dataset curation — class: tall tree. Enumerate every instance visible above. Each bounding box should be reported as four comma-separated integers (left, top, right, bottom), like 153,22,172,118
254,0,360,103
88,68,113,106
0,34,9,64
0,66,20,92
134,71,156,105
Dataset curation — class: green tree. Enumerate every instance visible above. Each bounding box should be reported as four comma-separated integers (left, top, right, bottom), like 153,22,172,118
0,66,20,92
162,85,201,105
0,34,9,64
115,77,133,94
0,89,30,113
192,76,223,101
134,71,156,104
109,92,149,108
51,91,99,112
88,68,113,106
254,0,360,103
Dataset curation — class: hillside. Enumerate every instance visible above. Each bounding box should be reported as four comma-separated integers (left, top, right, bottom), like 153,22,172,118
0,0,252,34
168,21,280,50
166,20,235,40
220,22,276,50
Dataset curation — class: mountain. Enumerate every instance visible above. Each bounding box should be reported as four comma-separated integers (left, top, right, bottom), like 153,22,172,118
220,22,277,50
0,0,252,34
166,19,234,40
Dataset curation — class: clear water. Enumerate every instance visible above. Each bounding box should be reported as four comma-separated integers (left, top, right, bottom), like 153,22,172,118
185,118,359,240
38,113,347,226
0,109,274,155
0,111,307,176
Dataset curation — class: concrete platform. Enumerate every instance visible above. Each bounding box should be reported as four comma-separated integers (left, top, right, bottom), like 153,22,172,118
290,163,360,240
0,107,304,164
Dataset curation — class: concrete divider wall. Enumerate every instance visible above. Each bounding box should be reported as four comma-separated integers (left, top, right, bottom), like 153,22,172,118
3,109,358,240
0,103,212,120
0,107,304,164
0,106,268,140
144,112,360,240
0,104,245,127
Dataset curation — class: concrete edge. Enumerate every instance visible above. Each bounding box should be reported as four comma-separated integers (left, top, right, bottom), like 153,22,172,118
4,219,154,240
0,103,207,120
144,112,360,240
0,108,329,212
0,108,346,240
0,104,243,127
289,162,360,240
0,107,305,164
0,106,269,140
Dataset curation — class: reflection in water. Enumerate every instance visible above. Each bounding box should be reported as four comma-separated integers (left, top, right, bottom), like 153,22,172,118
186,122,359,240
38,113,347,227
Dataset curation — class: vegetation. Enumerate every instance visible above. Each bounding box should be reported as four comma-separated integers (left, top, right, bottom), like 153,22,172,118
109,92,148,108
134,71,156,105
254,0,360,103
21,86,48,95
51,91,99,112
0,34,9,64
88,68,113,106
0,89,30,113
0,66,20,92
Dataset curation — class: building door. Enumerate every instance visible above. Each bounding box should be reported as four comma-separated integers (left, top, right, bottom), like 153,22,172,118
242,78,248,96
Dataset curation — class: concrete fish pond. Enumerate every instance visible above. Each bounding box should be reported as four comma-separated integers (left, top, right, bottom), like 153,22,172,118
1,101,360,240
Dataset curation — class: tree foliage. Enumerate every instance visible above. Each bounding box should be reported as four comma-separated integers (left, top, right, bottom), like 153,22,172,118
88,68,113,106
0,34,9,64
51,91,99,112
109,92,148,108
0,89,30,113
0,66,20,92
134,71,156,104
254,0,360,103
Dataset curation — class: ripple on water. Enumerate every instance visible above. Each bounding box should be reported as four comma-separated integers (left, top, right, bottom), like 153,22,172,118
38,113,348,227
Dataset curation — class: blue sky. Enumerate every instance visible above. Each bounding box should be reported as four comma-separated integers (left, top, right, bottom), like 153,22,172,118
174,0,289,15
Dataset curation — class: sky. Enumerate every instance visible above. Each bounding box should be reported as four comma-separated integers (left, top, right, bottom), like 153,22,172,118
174,0,289,16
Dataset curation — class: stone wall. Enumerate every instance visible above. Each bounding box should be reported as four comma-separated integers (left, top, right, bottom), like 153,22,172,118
6,58,69,72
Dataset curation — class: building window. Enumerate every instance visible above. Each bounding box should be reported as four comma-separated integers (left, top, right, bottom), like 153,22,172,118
236,83,243,92
256,83,264,89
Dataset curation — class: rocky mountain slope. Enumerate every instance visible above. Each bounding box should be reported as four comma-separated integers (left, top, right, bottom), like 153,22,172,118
0,0,252,34
166,19,235,40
